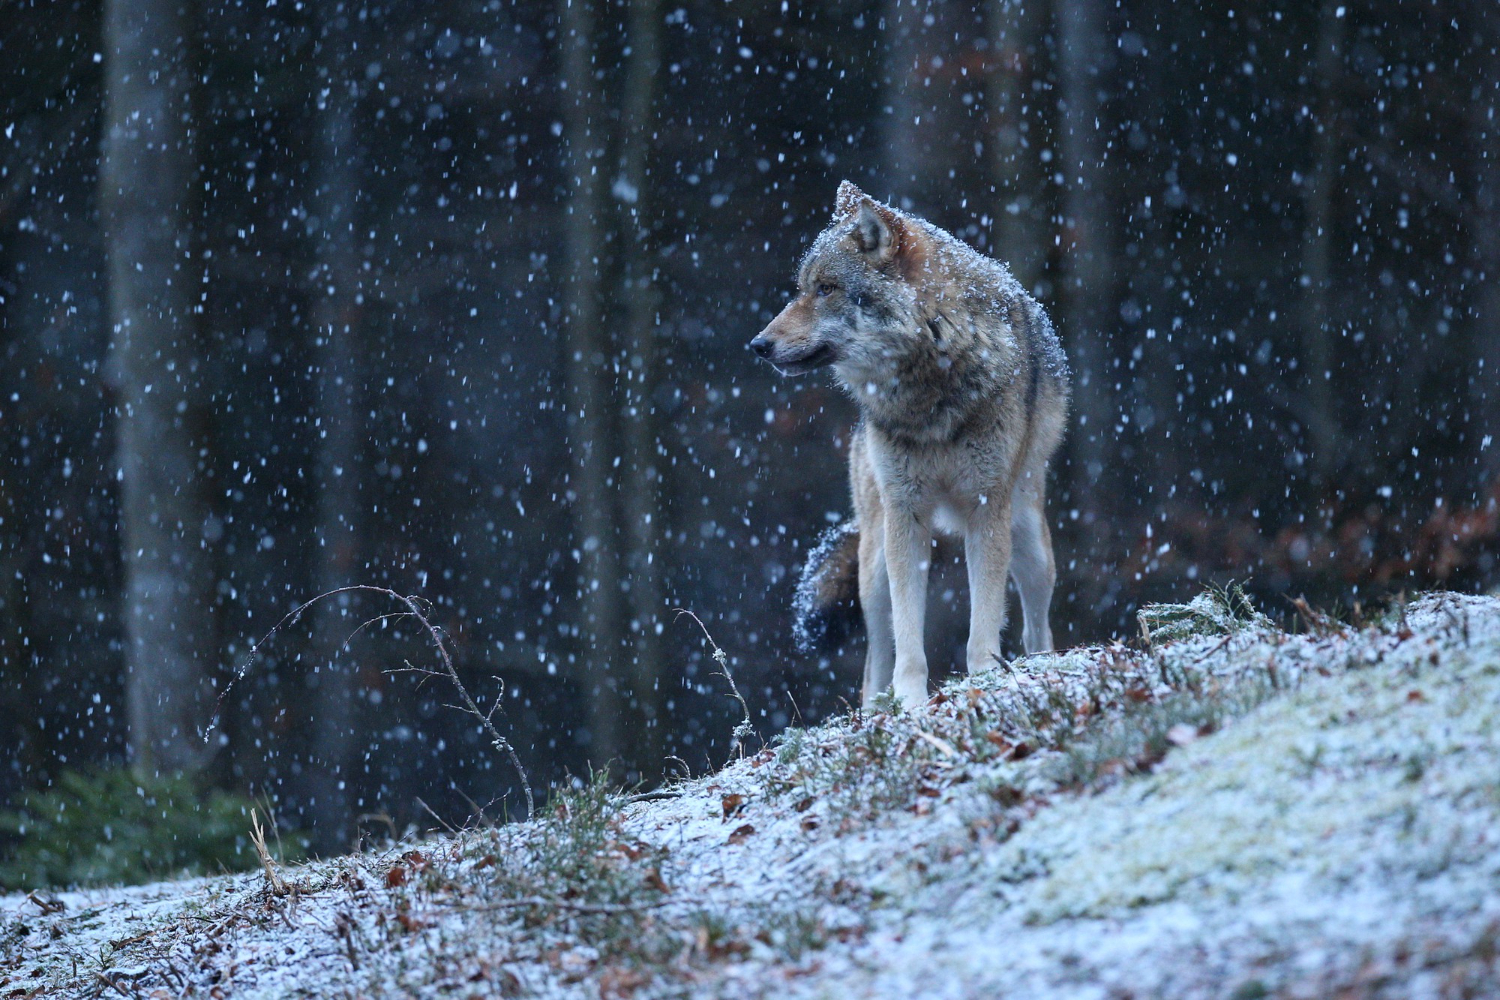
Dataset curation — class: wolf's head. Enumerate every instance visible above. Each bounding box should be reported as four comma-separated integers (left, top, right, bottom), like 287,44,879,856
749,181,926,378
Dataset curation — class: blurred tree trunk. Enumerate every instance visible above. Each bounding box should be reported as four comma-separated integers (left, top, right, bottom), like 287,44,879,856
988,0,1050,295
617,0,666,779
1298,0,1344,483
101,0,216,775
1116,14,1181,496
881,0,931,209
305,5,366,854
560,0,626,769
1473,15,1500,492
1054,0,1114,519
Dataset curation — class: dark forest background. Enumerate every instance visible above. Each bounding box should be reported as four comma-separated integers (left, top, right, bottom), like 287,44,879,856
2,0,1499,855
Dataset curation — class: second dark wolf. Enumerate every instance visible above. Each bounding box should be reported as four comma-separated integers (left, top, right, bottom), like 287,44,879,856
751,181,1070,709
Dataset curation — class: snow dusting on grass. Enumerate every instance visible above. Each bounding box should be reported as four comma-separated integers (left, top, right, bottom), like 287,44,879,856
4,591,1499,998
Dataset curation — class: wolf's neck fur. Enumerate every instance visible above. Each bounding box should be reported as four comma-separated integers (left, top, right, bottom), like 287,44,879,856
842,297,1021,447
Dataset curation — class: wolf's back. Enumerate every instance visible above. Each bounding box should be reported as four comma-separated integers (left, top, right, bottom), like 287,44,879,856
792,520,863,653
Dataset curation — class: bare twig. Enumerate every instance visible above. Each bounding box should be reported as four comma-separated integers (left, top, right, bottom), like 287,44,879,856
142,937,188,993
456,788,499,828
469,895,669,915
107,930,154,949
24,890,64,915
340,611,419,651
1193,632,1238,665
92,971,134,999
415,797,458,835
623,789,684,805
334,910,361,970
674,608,755,762
205,585,533,821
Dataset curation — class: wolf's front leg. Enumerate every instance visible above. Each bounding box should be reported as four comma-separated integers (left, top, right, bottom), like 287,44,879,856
964,500,1014,675
858,519,895,710
883,511,932,709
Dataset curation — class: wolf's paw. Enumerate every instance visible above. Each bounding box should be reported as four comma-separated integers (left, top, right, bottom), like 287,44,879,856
893,676,929,712
967,650,1002,677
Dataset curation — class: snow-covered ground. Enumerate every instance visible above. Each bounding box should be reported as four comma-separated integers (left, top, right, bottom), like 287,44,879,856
4,591,1499,998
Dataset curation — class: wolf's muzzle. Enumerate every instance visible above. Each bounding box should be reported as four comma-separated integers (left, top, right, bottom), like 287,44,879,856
749,335,836,375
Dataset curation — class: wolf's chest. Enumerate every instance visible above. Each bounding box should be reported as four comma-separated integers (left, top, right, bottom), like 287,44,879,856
872,438,1006,531
930,497,973,536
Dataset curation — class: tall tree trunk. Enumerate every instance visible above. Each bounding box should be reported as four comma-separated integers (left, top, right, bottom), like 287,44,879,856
881,0,933,209
1472,16,1500,494
1299,0,1344,484
988,0,1050,295
1054,0,1114,522
560,0,625,769
618,0,666,779
101,0,216,775
305,4,366,854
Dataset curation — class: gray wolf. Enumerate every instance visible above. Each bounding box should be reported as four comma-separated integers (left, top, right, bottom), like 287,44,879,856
751,181,1070,709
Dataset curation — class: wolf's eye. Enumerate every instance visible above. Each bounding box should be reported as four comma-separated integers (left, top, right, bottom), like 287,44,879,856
816,282,837,297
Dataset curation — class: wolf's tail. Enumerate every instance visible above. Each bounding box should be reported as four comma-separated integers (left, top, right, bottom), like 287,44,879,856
792,520,863,654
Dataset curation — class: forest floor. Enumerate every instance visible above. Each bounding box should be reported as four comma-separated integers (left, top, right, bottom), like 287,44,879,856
4,590,1500,999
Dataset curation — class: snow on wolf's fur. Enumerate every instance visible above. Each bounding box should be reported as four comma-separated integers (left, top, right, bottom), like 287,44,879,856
791,518,860,653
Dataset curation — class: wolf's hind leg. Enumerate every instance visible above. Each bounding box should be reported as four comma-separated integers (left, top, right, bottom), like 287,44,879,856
1009,483,1056,653
858,515,894,709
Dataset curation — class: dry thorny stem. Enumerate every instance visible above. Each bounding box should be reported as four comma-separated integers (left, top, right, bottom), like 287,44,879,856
674,608,756,763
206,584,533,821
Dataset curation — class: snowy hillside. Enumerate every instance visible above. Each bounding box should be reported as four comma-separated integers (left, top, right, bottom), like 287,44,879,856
4,591,1499,999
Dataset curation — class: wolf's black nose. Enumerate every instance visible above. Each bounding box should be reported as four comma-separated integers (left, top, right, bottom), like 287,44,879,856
750,335,774,358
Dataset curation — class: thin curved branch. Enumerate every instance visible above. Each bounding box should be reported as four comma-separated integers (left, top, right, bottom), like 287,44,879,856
204,585,532,820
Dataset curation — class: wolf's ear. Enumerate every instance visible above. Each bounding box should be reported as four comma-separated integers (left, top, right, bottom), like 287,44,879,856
834,180,868,217
851,197,900,263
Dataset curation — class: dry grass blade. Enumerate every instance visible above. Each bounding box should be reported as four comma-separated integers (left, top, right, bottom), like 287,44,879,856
913,730,959,759
250,808,288,896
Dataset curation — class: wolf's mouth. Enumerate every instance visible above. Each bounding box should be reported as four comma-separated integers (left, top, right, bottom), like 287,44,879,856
772,344,837,375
